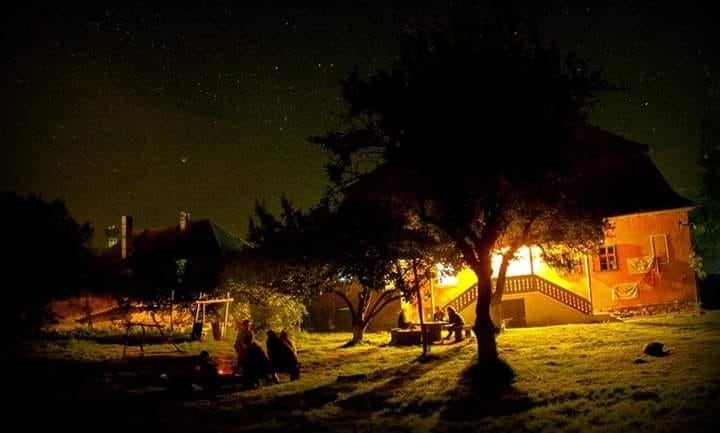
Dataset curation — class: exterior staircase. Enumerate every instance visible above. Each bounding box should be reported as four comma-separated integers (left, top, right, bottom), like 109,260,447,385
442,274,593,316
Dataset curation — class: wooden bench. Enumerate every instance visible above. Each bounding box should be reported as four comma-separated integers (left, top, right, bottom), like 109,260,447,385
462,324,474,338
389,328,422,346
440,323,472,341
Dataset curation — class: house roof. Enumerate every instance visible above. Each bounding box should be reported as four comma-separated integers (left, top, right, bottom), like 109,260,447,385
344,125,694,218
103,219,248,262
583,139,694,217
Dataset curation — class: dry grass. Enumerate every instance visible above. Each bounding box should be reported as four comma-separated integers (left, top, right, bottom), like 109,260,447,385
12,311,720,433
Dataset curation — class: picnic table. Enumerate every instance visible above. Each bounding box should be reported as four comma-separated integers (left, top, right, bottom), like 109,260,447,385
390,321,451,346
122,321,184,358
418,321,449,343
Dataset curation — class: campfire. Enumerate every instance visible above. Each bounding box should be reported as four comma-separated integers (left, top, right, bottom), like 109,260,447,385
215,358,235,376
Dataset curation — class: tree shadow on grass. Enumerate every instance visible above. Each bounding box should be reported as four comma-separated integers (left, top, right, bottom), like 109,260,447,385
333,342,471,414
438,357,534,423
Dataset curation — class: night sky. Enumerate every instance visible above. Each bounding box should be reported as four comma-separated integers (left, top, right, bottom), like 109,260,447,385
3,1,717,244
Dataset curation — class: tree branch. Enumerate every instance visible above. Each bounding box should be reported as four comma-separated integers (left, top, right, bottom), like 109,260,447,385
332,289,356,323
367,289,395,319
491,212,541,305
492,245,519,305
453,233,480,270
366,294,403,322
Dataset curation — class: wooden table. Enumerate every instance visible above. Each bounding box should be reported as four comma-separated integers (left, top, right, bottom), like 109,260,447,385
419,321,449,343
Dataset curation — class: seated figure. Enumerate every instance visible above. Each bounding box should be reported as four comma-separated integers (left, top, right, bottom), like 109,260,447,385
266,330,300,381
444,306,465,343
397,308,413,330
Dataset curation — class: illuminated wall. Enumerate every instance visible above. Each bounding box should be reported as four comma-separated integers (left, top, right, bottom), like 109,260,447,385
433,246,589,311
589,209,697,312
429,208,696,324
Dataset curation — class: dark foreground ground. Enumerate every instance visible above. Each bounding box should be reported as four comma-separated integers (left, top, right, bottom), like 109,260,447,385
7,311,720,433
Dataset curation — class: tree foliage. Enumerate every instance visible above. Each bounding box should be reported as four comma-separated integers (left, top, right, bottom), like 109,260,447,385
239,193,457,345
692,84,720,275
1,192,93,331
224,279,307,332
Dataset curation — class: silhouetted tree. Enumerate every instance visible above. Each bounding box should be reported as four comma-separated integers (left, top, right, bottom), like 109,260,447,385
692,84,720,275
1,192,92,332
312,18,607,367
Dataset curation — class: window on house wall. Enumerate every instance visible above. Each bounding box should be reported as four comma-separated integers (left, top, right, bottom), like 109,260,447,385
651,234,670,264
598,245,619,271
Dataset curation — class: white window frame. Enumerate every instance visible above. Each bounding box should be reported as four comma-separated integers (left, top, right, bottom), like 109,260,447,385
598,245,619,272
651,234,670,265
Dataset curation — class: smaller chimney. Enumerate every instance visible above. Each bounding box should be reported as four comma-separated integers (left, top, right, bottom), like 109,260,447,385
179,211,190,231
120,215,134,259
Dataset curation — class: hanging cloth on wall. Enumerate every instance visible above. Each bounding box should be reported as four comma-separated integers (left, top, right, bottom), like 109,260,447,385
612,282,640,300
640,256,661,288
626,255,661,288
627,255,654,274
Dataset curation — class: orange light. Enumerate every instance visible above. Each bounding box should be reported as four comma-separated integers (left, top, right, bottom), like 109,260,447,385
491,245,544,277
435,264,458,286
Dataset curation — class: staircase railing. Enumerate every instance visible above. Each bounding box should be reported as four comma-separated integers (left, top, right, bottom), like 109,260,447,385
503,275,536,295
534,276,593,315
441,274,592,315
442,283,478,313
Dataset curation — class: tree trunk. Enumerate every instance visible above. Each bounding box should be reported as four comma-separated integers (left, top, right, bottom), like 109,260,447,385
490,251,514,332
351,321,367,345
473,258,498,363
411,259,429,357
416,281,428,357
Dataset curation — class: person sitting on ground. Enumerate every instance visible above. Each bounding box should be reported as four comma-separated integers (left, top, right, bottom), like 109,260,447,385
242,335,278,389
279,330,296,355
444,306,465,343
192,350,219,396
397,308,413,330
433,306,445,322
234,319,254,373
266,330,300,381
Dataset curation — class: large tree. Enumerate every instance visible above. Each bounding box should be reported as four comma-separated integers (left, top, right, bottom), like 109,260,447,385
692,84,720,275
312,19,607,366
1,192,92,332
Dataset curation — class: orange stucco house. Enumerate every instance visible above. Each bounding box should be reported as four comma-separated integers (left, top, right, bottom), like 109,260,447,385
423,127,698,327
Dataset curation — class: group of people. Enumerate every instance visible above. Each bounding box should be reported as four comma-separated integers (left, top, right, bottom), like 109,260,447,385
234,319,300,389
398,305,467,343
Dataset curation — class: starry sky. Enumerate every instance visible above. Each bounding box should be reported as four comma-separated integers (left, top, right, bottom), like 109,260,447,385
2,1,717,244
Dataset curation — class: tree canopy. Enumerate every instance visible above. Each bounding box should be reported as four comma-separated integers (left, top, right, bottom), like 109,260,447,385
240,193,458,345
312,17,609,365
1,191,92,331
692,84,720,275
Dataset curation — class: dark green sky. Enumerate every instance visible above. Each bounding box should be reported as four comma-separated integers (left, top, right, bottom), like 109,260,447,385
2,1,717,243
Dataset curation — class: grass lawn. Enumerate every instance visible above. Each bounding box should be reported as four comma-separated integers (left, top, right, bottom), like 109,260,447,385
9,311,720,433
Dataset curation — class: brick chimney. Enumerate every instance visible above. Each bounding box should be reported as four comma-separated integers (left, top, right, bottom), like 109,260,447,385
179,211,190,231
120,215,133,259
